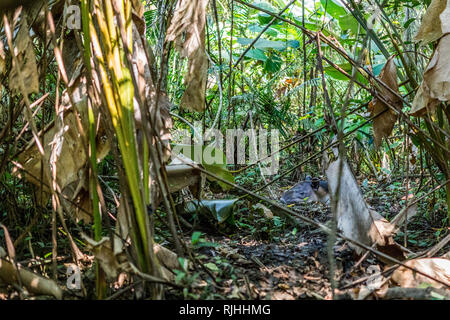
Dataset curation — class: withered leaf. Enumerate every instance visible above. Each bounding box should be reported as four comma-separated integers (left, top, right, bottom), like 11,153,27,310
16,76,110,223
392,258,450,288
370,56,402,148
414,0,450,45
166,0,208,112
411,34,450,116
326,157,404,260
9,19,39,96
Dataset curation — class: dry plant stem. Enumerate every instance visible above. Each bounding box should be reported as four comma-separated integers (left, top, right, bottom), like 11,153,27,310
249,111,275,199
105,280,143,300
316,33,338,134
425,233,450,258
326,33,366,298
391,178,450,228
45,10,85,264
227,0,234,125
211,0,223,127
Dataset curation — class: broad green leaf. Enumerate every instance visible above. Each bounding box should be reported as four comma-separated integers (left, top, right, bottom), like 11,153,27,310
372,62,386,76
264,54,282,73
324,62,367,84
338,14,360,34
172,144,235,190
248,24,279,37
237,37,296,51
244,48,268,61
191,231,202,245
204,262,220,272
292,17,320,31
287,40,300,49
186,199,238,224
320,0,347,18
252,1,279,24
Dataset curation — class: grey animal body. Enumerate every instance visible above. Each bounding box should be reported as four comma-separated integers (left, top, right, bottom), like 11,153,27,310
281,176,330,205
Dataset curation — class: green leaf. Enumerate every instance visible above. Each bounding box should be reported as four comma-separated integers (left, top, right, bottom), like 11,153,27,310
204,262,220,272
172,144,235,190
292,17,320,32
403,18,415,29
191,231,202,245
372,62,385,76
287,40,300,49
248,24,279,37
323,62,367,84
195,242,220,248
186,199,238,224
264,53,282,73
178,257,189,272
320,0,347,19
244,48,268,61
338,14,360,34
252,2,279,25
237,37,294,51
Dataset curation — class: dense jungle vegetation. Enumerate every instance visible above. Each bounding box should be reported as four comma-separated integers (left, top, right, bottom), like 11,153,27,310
0,0,449,301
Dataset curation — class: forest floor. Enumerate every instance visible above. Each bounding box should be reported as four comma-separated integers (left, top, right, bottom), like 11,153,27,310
1,177,448,300
165,176,449,300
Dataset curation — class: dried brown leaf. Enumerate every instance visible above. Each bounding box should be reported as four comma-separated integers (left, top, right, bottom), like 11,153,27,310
131,0,144,18
414,0,450,45
15,69,110,223
166,0,208,112
370,56,402,147
392,258,450,288
83,236,124,280
326,158,402,257
9,19,39,96
411,34,450,116
253,203,274,219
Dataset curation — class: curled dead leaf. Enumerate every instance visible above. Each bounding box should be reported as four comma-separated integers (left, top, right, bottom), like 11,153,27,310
411,34,450,116
370,56,402,147
414,0,450,45
392,258,450,288
83,236,126,280
326,157,403,259
15,76,110,223
9,19,39,96
253,203,274,219
166,0,208,112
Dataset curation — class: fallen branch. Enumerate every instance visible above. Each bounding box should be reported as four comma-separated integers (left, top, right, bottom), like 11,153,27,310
0,258,63,299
